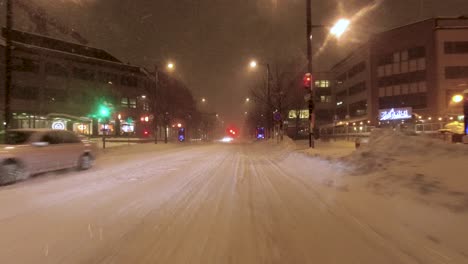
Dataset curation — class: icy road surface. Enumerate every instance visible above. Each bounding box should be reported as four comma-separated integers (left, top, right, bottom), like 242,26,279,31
0,142,467,263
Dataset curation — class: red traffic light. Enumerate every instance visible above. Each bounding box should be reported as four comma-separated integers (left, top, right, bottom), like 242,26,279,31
303,73,312,89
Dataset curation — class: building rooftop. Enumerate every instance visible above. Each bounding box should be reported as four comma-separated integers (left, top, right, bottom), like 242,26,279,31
330,16,468,70
1,28,121,63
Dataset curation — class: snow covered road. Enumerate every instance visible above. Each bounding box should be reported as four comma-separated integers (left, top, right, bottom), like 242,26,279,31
0,142,467,263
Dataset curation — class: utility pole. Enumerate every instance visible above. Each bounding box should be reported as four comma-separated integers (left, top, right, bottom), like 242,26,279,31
153,65,159,144
4,0,13,131
306,0,315,148
266,63,272,139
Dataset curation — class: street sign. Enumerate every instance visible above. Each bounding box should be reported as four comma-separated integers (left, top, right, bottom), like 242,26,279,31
304,94,311,102
274,112,282,121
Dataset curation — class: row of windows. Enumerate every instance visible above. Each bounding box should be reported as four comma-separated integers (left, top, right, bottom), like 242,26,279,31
12,57,40,73
11,85,38,100
379,93,427,110
335,61,366,83
314,80,330,88
336,90,347,101
348,82,366,96
445,42,468,54
349,100,367,117
378,46,425,66
348,62,366,79
121,97,137,109
12,57,140,87
378,70,426,87
445,66,468,79
318,96,332,103
11,86,67,102
379,82,427,98
377,58,426,77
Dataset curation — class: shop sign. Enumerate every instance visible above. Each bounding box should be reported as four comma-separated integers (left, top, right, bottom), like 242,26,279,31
52,121,66,130
77,124,88,131
379,107,412,121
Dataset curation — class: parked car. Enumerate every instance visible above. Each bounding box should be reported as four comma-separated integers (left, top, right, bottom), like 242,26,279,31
0,129,97,185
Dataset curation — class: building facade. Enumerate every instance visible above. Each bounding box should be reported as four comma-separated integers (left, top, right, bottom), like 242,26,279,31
0,29,154,136
328,17,468,130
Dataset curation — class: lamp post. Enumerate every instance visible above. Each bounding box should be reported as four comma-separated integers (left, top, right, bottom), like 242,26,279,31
249,60,272,139
4,0,13,131
153,62,175,144
305,1,350,148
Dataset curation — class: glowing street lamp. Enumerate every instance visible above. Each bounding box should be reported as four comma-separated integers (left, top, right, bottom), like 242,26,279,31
249,60,258,68
201,98,206,103
452,94,463,103
167,62,175,70
245,97,250,103
330,18,351,38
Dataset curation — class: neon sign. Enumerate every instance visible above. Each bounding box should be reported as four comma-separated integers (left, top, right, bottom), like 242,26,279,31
379,107,412,121
52,121,65,130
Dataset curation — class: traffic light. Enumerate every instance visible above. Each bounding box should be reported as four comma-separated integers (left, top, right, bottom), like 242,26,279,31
303,73,312,89
98,104,111,118
178,128,186,142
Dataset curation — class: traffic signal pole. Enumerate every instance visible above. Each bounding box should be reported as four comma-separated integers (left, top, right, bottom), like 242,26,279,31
306,0,315,148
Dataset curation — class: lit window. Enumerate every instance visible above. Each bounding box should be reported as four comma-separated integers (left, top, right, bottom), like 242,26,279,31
401,50,409,61
392,63,400,74
417,58,426,70
393,52,400,63
315,80,330,88
385,64,392,76
409,59,418,72
379,87,385,97
378,66,385,77
401,61,409,73
129,98,137,109
419,82,427,92
386,87,393,97
394,85,401,95
410,83,418,93
401,84,409,94
121,97,129,108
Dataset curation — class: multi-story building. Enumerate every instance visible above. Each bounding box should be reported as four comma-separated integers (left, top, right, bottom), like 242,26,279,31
286,71,335,138
331,44,372,124
0,29,154,136
328,17,468,129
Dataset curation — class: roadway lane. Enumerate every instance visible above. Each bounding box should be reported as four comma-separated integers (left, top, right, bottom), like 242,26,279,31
0,142,421,263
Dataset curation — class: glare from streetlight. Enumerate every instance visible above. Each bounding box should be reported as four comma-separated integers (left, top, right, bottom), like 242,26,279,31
246,97,250,102
330,18,350,38
167,62,175,70
249,60,258,68
452,94,463,103
201,98,206,103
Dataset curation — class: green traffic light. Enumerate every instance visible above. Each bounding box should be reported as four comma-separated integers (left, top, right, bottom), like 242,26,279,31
99,105,110,117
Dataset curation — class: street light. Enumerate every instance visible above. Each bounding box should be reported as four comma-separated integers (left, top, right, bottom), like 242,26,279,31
248,60,272,138
245,97,250,103
167,62,175,70
330,18,351,38
201,98,206,103
452,94,463,103
249,60,257,68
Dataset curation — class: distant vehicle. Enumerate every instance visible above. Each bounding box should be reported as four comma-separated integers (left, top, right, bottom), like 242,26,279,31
0,129,97,185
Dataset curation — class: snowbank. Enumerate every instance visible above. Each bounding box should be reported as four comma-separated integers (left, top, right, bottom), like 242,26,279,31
346,128,468,174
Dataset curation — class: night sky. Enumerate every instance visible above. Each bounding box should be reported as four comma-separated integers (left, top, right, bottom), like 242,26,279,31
5,0,468,123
